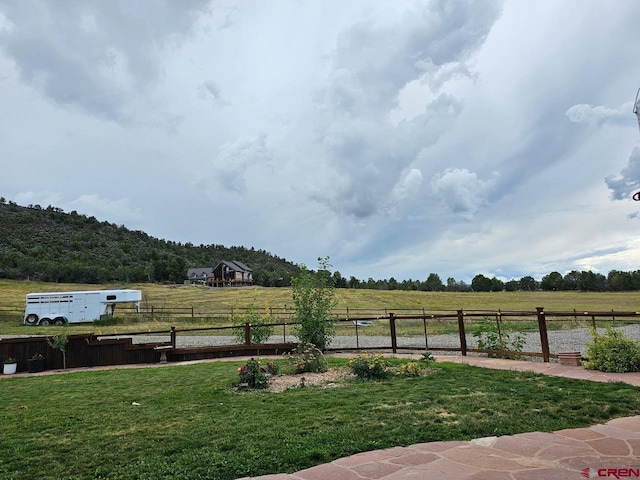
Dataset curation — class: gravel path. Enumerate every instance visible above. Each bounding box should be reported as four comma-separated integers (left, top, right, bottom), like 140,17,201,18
125,324,640,357
4,325,639,359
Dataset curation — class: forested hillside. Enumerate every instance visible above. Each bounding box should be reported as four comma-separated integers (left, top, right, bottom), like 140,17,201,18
0,200,300,285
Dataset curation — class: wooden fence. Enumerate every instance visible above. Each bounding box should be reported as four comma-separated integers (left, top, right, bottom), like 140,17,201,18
1,307,639,373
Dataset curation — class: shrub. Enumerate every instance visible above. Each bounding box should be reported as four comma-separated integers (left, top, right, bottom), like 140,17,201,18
348,354,390,380
584,326,640,373
266,361,279,376
398,361,423,377
419,351,435,364
473,317,524,359
237,358,270,389
287,343,328,374
231,304,274,345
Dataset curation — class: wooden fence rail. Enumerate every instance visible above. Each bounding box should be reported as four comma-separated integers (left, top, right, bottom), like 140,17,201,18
2,307,640,373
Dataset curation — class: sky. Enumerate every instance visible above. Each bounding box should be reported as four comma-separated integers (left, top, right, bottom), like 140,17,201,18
1,0,640,283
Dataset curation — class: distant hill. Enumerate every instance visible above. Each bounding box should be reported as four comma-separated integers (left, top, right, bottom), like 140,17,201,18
0,200,301,286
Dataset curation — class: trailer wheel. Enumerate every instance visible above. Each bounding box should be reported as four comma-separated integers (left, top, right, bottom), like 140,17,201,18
53,317,66,325
25,314,38,325
39,318,51,326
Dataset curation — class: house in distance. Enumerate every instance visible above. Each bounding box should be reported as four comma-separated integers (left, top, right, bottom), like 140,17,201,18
186,261,254,287
186,267,212,285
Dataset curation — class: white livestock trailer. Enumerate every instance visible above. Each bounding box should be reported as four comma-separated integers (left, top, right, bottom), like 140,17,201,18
23,289,142,326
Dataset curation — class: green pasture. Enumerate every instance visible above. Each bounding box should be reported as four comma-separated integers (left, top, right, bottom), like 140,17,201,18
0,279,639,336
1,358,639,480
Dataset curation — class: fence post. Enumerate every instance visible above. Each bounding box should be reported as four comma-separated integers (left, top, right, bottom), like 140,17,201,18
457,310,467,356
423,315,429,351
536,307,550,362
244,322,251,345
170,326,176,349
191,306,194,319
389,313,398,354
495,313,504,350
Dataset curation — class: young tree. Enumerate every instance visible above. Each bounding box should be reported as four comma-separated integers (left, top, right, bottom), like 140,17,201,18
291,256,337,351
48,332,69,369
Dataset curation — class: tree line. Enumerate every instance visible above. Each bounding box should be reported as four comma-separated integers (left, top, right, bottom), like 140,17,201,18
0,199,300,285
1,199,638,291
329,270,640,292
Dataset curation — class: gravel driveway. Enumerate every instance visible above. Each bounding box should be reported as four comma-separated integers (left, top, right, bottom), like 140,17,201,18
127,324,640,357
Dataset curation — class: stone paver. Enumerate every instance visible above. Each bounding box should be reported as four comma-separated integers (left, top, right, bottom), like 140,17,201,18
245,355,640,480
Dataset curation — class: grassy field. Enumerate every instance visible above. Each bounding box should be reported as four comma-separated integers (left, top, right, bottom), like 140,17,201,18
1,357,639,480
1,279,639,336
3,279,640,311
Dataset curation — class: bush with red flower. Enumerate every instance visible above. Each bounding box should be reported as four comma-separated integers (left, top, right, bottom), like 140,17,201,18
237,358,270,389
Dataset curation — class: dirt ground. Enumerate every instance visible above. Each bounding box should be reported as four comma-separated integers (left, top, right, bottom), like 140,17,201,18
267,367,355,393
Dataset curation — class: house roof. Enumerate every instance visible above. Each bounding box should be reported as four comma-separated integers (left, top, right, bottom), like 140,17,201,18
187,267,212,278
216,260,252,272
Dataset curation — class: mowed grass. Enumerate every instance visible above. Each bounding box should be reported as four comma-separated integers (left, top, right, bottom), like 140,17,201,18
1,279,640,336
1,358,639,480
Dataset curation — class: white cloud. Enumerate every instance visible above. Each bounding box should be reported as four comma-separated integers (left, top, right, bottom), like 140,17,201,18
392,169,423,201
566,102,633,127
2,1,640,283
66,195,142,225
14,191,63,208
0,0,211,122
201,134,274,196
307,0,499,219
14,192,142,226
198,80,229,107
605,148,640,201
431,168,496,218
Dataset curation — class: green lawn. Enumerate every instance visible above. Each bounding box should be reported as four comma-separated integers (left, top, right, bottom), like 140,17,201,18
1,358,639,480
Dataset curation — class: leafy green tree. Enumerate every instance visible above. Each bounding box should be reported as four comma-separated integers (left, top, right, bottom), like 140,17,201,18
562,271,580,290
519,276,537,291
291,257,337,351
332,271,347,288
490,277,505,292
578,270,607,292
504,280,520,292
608,270,631,291
423,273,444,291
540,271,563,291
472,274,492,292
